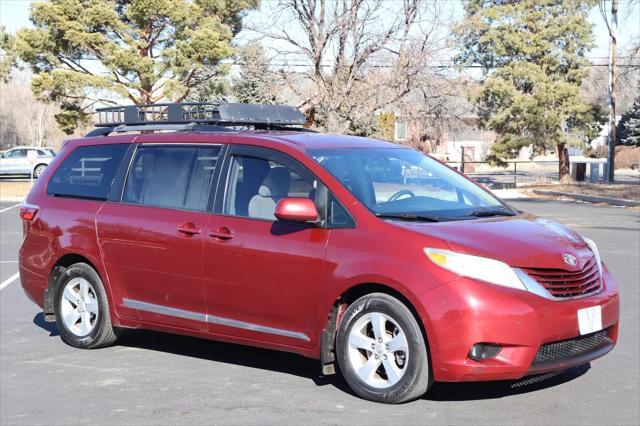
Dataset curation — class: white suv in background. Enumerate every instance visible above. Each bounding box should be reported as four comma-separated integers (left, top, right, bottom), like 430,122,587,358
0,147,56,178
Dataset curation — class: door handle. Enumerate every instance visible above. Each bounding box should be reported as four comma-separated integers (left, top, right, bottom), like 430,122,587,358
177,222,201,235
209,227,234,241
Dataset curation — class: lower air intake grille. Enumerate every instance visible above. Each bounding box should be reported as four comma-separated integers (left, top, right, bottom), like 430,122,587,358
534,329,611,363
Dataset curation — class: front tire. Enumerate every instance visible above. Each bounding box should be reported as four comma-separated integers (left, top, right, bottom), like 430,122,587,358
53,262,118,349
336,293,431,403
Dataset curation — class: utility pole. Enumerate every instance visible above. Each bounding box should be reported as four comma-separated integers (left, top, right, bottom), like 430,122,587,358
606,0,618,182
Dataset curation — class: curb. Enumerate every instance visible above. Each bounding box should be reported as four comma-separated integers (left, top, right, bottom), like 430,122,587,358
532,189,640,207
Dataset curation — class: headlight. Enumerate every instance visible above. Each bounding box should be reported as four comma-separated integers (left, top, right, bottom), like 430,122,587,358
582,237,602,270
582,237,603,288
424,248,526,291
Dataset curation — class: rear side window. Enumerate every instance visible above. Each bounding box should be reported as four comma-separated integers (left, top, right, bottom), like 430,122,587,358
123,145,220,211
47,144,128,200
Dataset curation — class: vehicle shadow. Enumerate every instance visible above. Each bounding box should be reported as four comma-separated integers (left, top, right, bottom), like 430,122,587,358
32,313,341,388
121,329,592,400
120,328,337,385
32,313,590,401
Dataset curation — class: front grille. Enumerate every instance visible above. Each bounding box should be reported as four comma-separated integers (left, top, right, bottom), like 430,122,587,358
522,256,601,299
534,329,611,363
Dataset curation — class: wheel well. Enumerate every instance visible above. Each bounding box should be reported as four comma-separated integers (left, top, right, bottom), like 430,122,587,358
43,253,99,320
319,283,430,375
33,163,47,173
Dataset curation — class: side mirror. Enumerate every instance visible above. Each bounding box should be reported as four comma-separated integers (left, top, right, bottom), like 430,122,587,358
274,198,318,223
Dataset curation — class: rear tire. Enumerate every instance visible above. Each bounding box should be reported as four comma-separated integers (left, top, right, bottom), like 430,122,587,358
53,262,118,349
336,293,431,403
33,164,46,178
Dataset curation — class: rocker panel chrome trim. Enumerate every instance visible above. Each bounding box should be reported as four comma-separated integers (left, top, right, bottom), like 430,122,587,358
122,298,310,342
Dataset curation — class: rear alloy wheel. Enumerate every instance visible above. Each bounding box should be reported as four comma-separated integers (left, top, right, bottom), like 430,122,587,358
33,164,46,178
336,293,431,403
54,262,118,349
60,277,99,337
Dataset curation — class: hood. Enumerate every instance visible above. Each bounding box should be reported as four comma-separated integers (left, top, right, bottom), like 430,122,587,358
395,214,594,270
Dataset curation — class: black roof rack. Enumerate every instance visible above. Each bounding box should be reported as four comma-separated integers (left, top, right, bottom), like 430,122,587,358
86,102,312,137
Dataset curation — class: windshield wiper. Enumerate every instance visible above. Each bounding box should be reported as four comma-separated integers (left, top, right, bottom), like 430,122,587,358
374,212,440,222
466,208,517,217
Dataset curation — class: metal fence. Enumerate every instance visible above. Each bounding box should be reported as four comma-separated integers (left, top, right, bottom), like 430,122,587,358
445,160,560,189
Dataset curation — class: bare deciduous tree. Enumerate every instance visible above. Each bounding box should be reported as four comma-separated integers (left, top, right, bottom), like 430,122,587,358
581,61,640,115
250,0,449,134
1,71,64,149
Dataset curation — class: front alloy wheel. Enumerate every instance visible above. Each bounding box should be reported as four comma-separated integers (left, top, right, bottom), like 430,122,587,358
336,293,431,403
347,312,409,388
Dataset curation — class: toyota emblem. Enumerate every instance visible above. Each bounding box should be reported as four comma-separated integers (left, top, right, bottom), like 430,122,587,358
563,253,578,266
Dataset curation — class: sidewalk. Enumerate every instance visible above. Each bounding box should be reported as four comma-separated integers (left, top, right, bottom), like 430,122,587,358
492,188,530,200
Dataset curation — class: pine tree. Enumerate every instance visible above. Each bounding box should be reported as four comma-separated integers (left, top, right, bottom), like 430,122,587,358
0,26,17,83
455,0,604,181
13,0,258,133
232,43,282,105
617,96,640,146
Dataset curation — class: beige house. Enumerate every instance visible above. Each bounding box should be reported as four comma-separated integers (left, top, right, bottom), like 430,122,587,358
389,114,495,163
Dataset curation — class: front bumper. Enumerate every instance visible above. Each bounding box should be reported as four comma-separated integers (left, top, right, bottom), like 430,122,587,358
418,264,619,382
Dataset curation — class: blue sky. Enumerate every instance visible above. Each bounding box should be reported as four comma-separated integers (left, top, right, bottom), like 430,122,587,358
1,0,638,61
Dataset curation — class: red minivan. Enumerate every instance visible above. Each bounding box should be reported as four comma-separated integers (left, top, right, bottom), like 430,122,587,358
19,103,619,403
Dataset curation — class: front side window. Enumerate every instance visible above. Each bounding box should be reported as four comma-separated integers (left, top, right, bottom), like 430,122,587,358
123,145,220,211
224,155,316,220
327,193,355,227
48,144,128,199
311,148,510,221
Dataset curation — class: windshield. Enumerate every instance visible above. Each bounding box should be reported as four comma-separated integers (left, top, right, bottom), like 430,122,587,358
311,148,511,220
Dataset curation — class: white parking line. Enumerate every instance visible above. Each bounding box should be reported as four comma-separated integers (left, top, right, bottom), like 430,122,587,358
0,272,19,290
0,203,20,214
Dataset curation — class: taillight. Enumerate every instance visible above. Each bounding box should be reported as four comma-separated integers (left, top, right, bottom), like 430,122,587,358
19,203,39,221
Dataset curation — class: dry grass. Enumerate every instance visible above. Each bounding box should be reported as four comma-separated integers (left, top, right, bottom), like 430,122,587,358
0,181,34,201
616,146,640,170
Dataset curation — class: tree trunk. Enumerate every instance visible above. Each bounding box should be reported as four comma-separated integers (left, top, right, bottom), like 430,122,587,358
558,143,571,183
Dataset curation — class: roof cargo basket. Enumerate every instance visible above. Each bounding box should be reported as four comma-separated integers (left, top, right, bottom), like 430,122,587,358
87,102,309,137
95,102,307,126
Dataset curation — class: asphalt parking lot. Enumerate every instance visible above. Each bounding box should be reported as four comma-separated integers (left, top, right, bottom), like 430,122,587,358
0,199,638,425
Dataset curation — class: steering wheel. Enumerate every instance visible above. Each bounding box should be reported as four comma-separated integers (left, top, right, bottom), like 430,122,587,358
387,189,416,202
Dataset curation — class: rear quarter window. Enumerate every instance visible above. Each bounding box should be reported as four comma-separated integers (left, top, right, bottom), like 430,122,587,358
47,144,128,200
